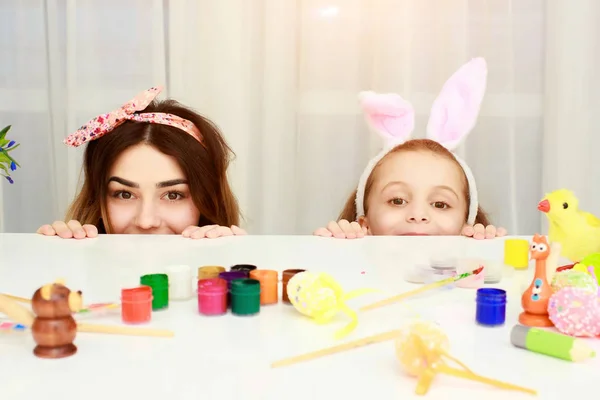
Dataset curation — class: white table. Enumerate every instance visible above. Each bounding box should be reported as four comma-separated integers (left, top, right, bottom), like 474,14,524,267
0,234,596,400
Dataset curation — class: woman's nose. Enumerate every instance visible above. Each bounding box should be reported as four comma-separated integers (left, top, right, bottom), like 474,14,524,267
134,201,161,229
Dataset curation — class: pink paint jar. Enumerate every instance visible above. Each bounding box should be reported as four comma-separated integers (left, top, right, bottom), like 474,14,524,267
197,278,228,316
121,285,153,324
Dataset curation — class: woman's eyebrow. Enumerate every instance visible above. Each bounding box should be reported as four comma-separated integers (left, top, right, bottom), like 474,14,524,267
108,177,188,188
156,179,188,188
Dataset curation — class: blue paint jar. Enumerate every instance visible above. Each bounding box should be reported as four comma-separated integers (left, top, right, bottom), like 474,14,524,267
475,288,507,326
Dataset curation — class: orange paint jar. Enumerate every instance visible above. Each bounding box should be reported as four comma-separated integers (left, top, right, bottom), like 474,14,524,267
249,270,278,305
121,286,153,324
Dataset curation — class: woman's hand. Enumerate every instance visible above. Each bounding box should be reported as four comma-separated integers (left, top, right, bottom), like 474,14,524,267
461,224,507,240
313,220,366,239
36,220,99,239
182,224,247,239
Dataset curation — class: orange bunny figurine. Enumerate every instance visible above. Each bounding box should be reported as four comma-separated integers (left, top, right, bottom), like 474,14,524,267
519,234,554,327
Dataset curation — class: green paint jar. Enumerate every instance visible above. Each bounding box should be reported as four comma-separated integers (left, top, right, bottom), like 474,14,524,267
140,273,169,310
230,278,261,316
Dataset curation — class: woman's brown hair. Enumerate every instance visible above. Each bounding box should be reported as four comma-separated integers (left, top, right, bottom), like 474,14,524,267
65,99,241,233
338,138,490,226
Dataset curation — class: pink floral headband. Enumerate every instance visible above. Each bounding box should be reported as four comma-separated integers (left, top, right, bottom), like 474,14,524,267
63,86,203,147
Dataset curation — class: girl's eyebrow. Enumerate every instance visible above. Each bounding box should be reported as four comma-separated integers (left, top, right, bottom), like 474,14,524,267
433,185,459,200
108,176,188,188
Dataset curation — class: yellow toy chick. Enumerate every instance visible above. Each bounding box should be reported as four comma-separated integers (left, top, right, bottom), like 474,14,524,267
538,189,600,262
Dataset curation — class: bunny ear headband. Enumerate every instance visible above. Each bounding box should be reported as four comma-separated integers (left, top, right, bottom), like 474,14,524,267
63,86,203,147
355,57,487,225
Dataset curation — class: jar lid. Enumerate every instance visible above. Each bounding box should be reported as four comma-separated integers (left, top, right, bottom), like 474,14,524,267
282,269,306,280
198,266,225,275
166,265,191,278
122,285,153,301
230,264,257,273
198,278,227,293
140,273,168,285
230,278,261,295
218,271,248,281
249,269,278,281
430,257,457,270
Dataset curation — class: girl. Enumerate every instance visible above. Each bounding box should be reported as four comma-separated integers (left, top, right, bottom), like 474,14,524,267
313,58,506,241
37,86,245,239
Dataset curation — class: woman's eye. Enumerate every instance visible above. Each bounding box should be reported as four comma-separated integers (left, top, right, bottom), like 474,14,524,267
165,192,184,201
390,198,406,206
114,191,133,200
432,201,449,209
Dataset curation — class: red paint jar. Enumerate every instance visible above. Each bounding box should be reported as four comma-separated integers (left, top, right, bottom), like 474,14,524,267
121,286,153,324
197,278,228,316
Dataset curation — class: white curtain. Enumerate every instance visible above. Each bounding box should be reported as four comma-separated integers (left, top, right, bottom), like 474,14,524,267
1,0,586,236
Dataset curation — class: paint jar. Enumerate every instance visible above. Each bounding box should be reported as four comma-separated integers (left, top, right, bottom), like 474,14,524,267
140,273,169,311
504,239,530,270
165,264,192,300
230,278,261,316
197,278,228,316
249,269,278,305
475,288,507,327
121,286,153,324
230,264,257,277
219,271,248,306
282,269,306,304
198,266,226,280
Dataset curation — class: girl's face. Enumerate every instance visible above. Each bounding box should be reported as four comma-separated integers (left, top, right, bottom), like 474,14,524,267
106,144,200,234
360,150,468,236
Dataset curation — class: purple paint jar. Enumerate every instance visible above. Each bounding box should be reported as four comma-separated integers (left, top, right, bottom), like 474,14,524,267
218,271,248,307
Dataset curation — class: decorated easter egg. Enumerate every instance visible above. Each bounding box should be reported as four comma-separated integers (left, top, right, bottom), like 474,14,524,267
394,320,450,377
286,271,344,322
551,270,597,294
548,287,600,337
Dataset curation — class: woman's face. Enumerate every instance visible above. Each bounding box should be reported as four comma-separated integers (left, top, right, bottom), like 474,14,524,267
105,144,200,234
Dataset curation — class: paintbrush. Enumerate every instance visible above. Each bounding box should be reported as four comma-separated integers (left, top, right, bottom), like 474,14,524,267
0,293,173,338
360,266,484,312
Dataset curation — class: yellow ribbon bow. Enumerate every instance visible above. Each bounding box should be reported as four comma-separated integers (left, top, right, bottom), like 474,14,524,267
286,271,377,339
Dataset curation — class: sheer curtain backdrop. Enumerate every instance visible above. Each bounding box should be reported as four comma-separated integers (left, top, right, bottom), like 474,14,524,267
0,0,594,236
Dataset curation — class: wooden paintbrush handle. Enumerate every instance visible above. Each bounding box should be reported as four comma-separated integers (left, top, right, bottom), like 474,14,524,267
271,329,402,368
77,322,174,338
0,294,35,326
437,365,537,395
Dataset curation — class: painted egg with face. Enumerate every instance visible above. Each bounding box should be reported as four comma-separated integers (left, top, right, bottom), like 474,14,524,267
286,271,344,322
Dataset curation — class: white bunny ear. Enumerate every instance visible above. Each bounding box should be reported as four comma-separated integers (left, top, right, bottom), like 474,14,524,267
426,57,487,150
359,91,414,145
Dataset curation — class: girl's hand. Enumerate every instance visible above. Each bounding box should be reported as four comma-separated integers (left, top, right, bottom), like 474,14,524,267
182,224,247,239
313,220,366,239
36,220,99,239
461,224,507,240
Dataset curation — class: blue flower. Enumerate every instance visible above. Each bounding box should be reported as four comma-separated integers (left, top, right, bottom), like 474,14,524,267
10,161,16,171
7,140,15,148
4,175,13,184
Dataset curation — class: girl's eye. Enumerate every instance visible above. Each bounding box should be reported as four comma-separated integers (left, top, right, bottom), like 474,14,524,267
432,201,449,209
390,198,406,206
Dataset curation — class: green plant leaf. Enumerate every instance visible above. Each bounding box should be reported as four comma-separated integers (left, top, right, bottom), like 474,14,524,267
0,125,11,140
